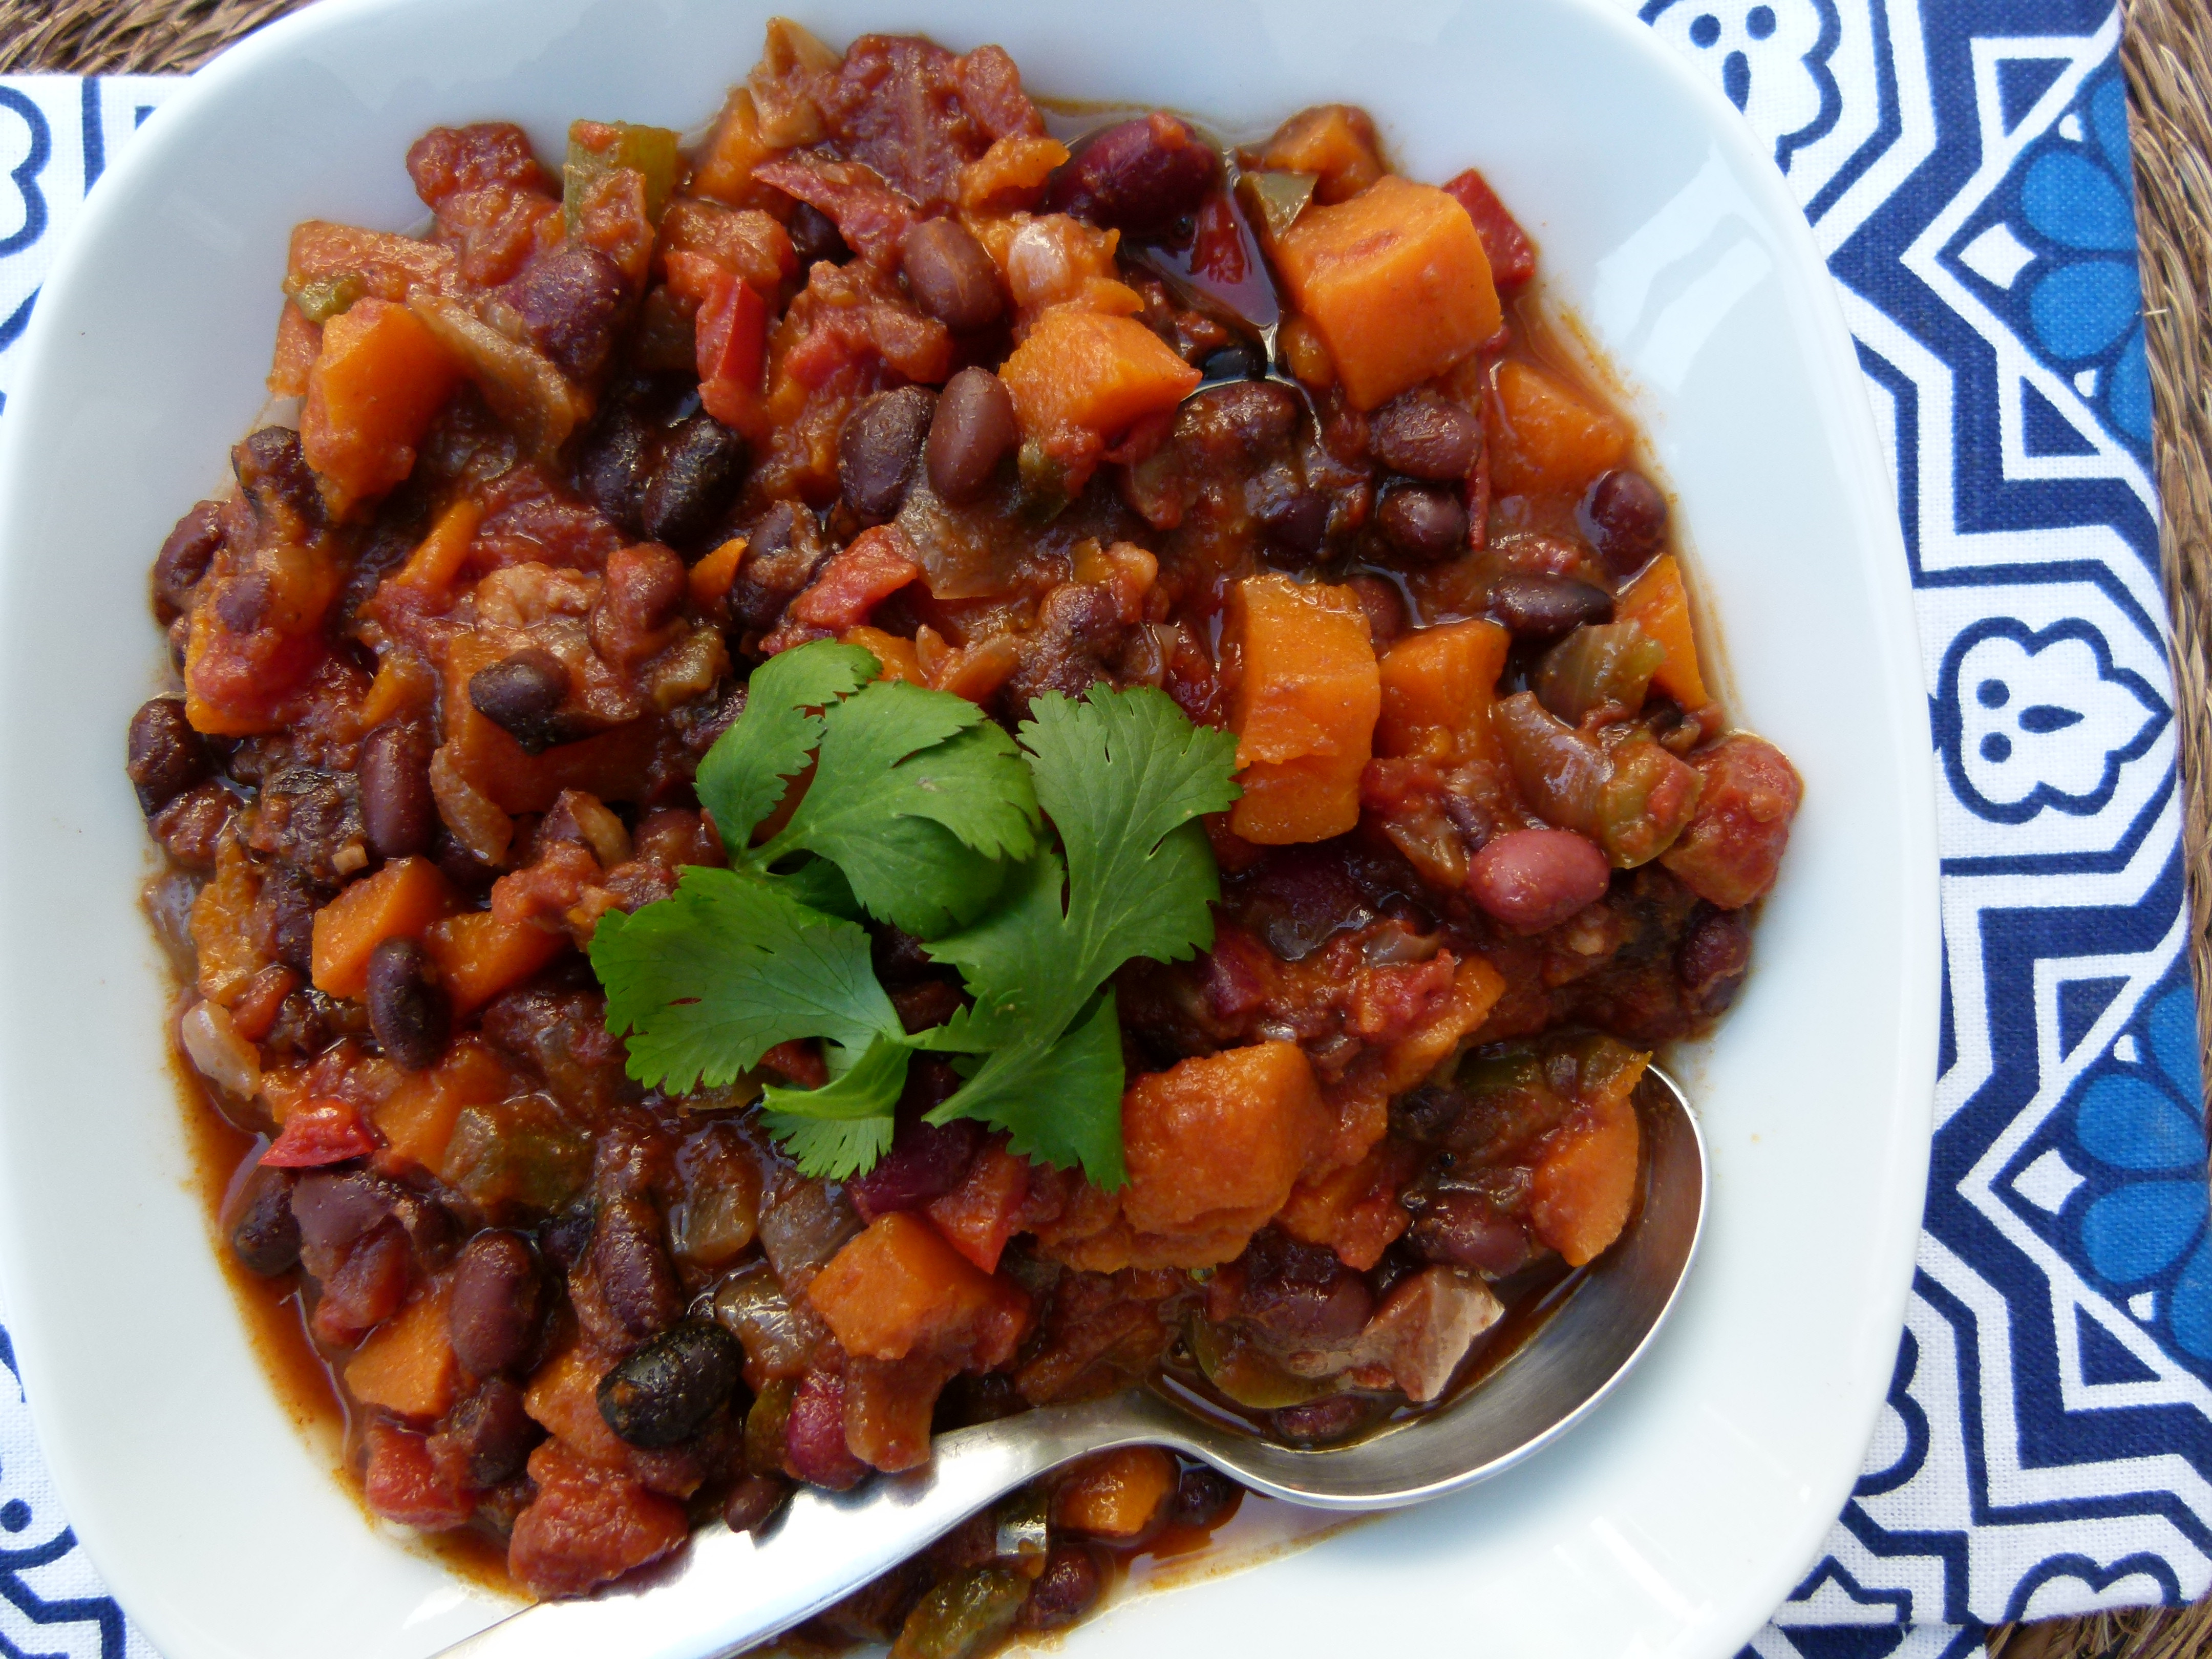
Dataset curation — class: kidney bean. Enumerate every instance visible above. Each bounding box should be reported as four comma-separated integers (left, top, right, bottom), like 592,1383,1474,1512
1487,572,1614,640
357,721,435,861
152,781,233,871
227,1165,300,1277
448,1230,542,1376
434,1376,539,1488
1467,827,1610,932
1369,388,1483,480
1677,905,1752,1015
152,500,224,618
1169,1463,1238,1530
1236,1227,1374,1346
902,218,1003,332
577,403,653,535
1267,1393,1380,1447
292,1171,399,1257
1253,460,1327,559
1406,1190,1537,1277
311,1221,410,1345
365,937,450,1071
1176,379,1301,460
126,696,210,813
506,242,627,381
723,1471,792,1535
786,1368,867,1490
788,201,850,268
846,1118,981,1222
232,426,323,529
598,1319,743,1448
841,387,937,522
1345,573,1408,648
1016,1546,1102,1631
641,413,749,551
592,1195,681,1338
925,368,1018,504
1046,113,1219,237
1376,480,1467,560
1580,467,1669,578
469,648,570,753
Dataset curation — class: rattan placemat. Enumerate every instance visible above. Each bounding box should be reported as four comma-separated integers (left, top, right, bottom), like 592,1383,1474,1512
5,1,2207,1656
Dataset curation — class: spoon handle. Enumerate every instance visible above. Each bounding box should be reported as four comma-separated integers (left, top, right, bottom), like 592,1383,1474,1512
434,1393,1166,1659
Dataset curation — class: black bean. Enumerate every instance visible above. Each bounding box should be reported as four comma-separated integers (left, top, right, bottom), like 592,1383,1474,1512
1236,1226,1373,1345
448,1230,542,1376
902,218,1003,332
1345,573,1407,647
1176,379,1301,461
365,937,449,1071
1252,461,1327,559
538,1199,598,1272
577,403,653,536
1015,1546,1102,1631
592,1195,681,1338
1369,389,1483,480
469,647,570,753
1376,481,1467,560
598,1319,743,1448
723,1471,792,1534
840,387,937,522
227,1165,300,1277
1045,113,1219,237
233,426,324,529
1580,467,1669,579
788,202,850,268
1487,573,1614,640
126,696,210,813
642,412,749,552
925,368,1017,505
1268,1393,1379,1447
505,242,627,382
1169,1464,1238,1530
261,864,326,976
434,1377,539,1487
152,501,224,618
357,721,436,861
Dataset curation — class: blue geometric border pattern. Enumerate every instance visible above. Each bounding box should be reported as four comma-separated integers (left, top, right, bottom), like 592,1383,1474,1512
1620,1,2205,1650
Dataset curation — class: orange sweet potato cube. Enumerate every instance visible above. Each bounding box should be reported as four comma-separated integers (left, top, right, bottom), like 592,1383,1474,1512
1617,555,1710,710
301,297,462,514
1120,1040,1329,1241
808,1213,1029,1368
344,1290,457,1420
1376,620,1511,761
999,307,1202,448
1529,1076,1644,1267
1229,574,1381,844
1273,175,1501,410
424,910,567,1018
1490,358,1629,495
309,857,459,998
1052,1447,1177,1540
373,1037,516,1175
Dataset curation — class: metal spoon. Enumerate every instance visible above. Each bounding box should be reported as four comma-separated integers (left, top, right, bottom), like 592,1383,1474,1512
437,1066,1701,1659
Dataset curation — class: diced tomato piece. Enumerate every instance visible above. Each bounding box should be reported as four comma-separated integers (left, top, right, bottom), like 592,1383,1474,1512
508,1440,688,1598
261,1098,379,1168
363,1421,473,1532
1442,168,1536,289
925,1143,1031,1274
696,272,769,434
788,525,923,632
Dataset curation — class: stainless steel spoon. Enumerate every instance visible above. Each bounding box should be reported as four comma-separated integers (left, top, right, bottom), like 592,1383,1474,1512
438,1066,1704,1659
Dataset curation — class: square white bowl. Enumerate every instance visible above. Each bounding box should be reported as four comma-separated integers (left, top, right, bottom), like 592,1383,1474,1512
0,1,1940,1655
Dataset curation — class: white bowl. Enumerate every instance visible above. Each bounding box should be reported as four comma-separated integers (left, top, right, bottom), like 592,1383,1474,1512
0,1,1940,1655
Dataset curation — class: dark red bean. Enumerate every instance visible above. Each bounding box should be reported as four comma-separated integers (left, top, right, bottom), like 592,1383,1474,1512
1253,461,1328,559
1369,389,1483,480
1267,1393,1379,1447
724,1472,792,1534
641,413,749,551
365,937,449,1072
841,387,937,521
1046,113,1219,237
577,403,653,535
232,426,323,529
357,721,435,861
1407,1191,1537,1276
925,368,1017,504
1236,1227,1374,1346
598,1320,743,1448
433,1376,539,1488
1487,573,1614,640
448,1230,542,1376
1175,379,1300,460
1467,827,1611,932
291,1171,398,1255
846,1118,981,1222
468,648,570,753
902,218,1003,332
591,1195,681,1338
1169,1463,1238,1530
226,1164,300,1277
1580,468,1669,579
538,1199,598,1272
1016,1546,1102,1631
786,1369,867,1490
788,202,850,268
151,780,233,871
1677,906,1752,1015
126,696,210,813
505,242,628,382
1376,481,1467,560
1345,574,1408,647
312,1222,410,1343
152,501,224,618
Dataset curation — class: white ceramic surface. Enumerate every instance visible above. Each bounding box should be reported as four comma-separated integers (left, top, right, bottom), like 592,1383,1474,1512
0,2,1939,1655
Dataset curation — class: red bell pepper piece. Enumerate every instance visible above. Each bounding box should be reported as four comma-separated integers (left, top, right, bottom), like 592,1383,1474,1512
696,272,769,435
1442,168,1536,290
260,1097,379,1168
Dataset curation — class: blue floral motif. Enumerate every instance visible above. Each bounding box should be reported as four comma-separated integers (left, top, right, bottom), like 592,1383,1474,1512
2070,986,2212,1359
2013,72,2152,445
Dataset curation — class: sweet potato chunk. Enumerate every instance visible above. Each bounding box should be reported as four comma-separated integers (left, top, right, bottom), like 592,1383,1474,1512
1120,1041,1329,1247
1528,1076,1642,1267
309,857,458,998
999,307,1202,449
344,1289,457,1420
1053,1447,1176,1540
300,297,462,514
1376,619,1510,761
1617,555,1709,710
424,909,567,1017
808,1213,1030,1367
373,1037,516,1175
1490,359,1628,495
1273,175,1500,409
1229,574,1381,844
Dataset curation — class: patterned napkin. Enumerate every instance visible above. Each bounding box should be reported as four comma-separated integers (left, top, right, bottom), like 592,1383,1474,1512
0,1,2194,1651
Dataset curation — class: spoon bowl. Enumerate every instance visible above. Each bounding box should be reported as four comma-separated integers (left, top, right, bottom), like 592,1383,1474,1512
440,1067,1704,1659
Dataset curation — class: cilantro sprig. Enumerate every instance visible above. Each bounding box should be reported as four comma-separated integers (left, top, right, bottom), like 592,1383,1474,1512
589,640,1239,1186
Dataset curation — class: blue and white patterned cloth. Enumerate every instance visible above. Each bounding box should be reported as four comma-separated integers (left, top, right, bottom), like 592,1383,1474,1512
0,1,2196,1650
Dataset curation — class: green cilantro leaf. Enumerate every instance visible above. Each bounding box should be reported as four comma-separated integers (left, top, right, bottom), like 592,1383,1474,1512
937,989,1128,1182
759,1034,913,1179
590,864,899,1093
694,641,877,849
